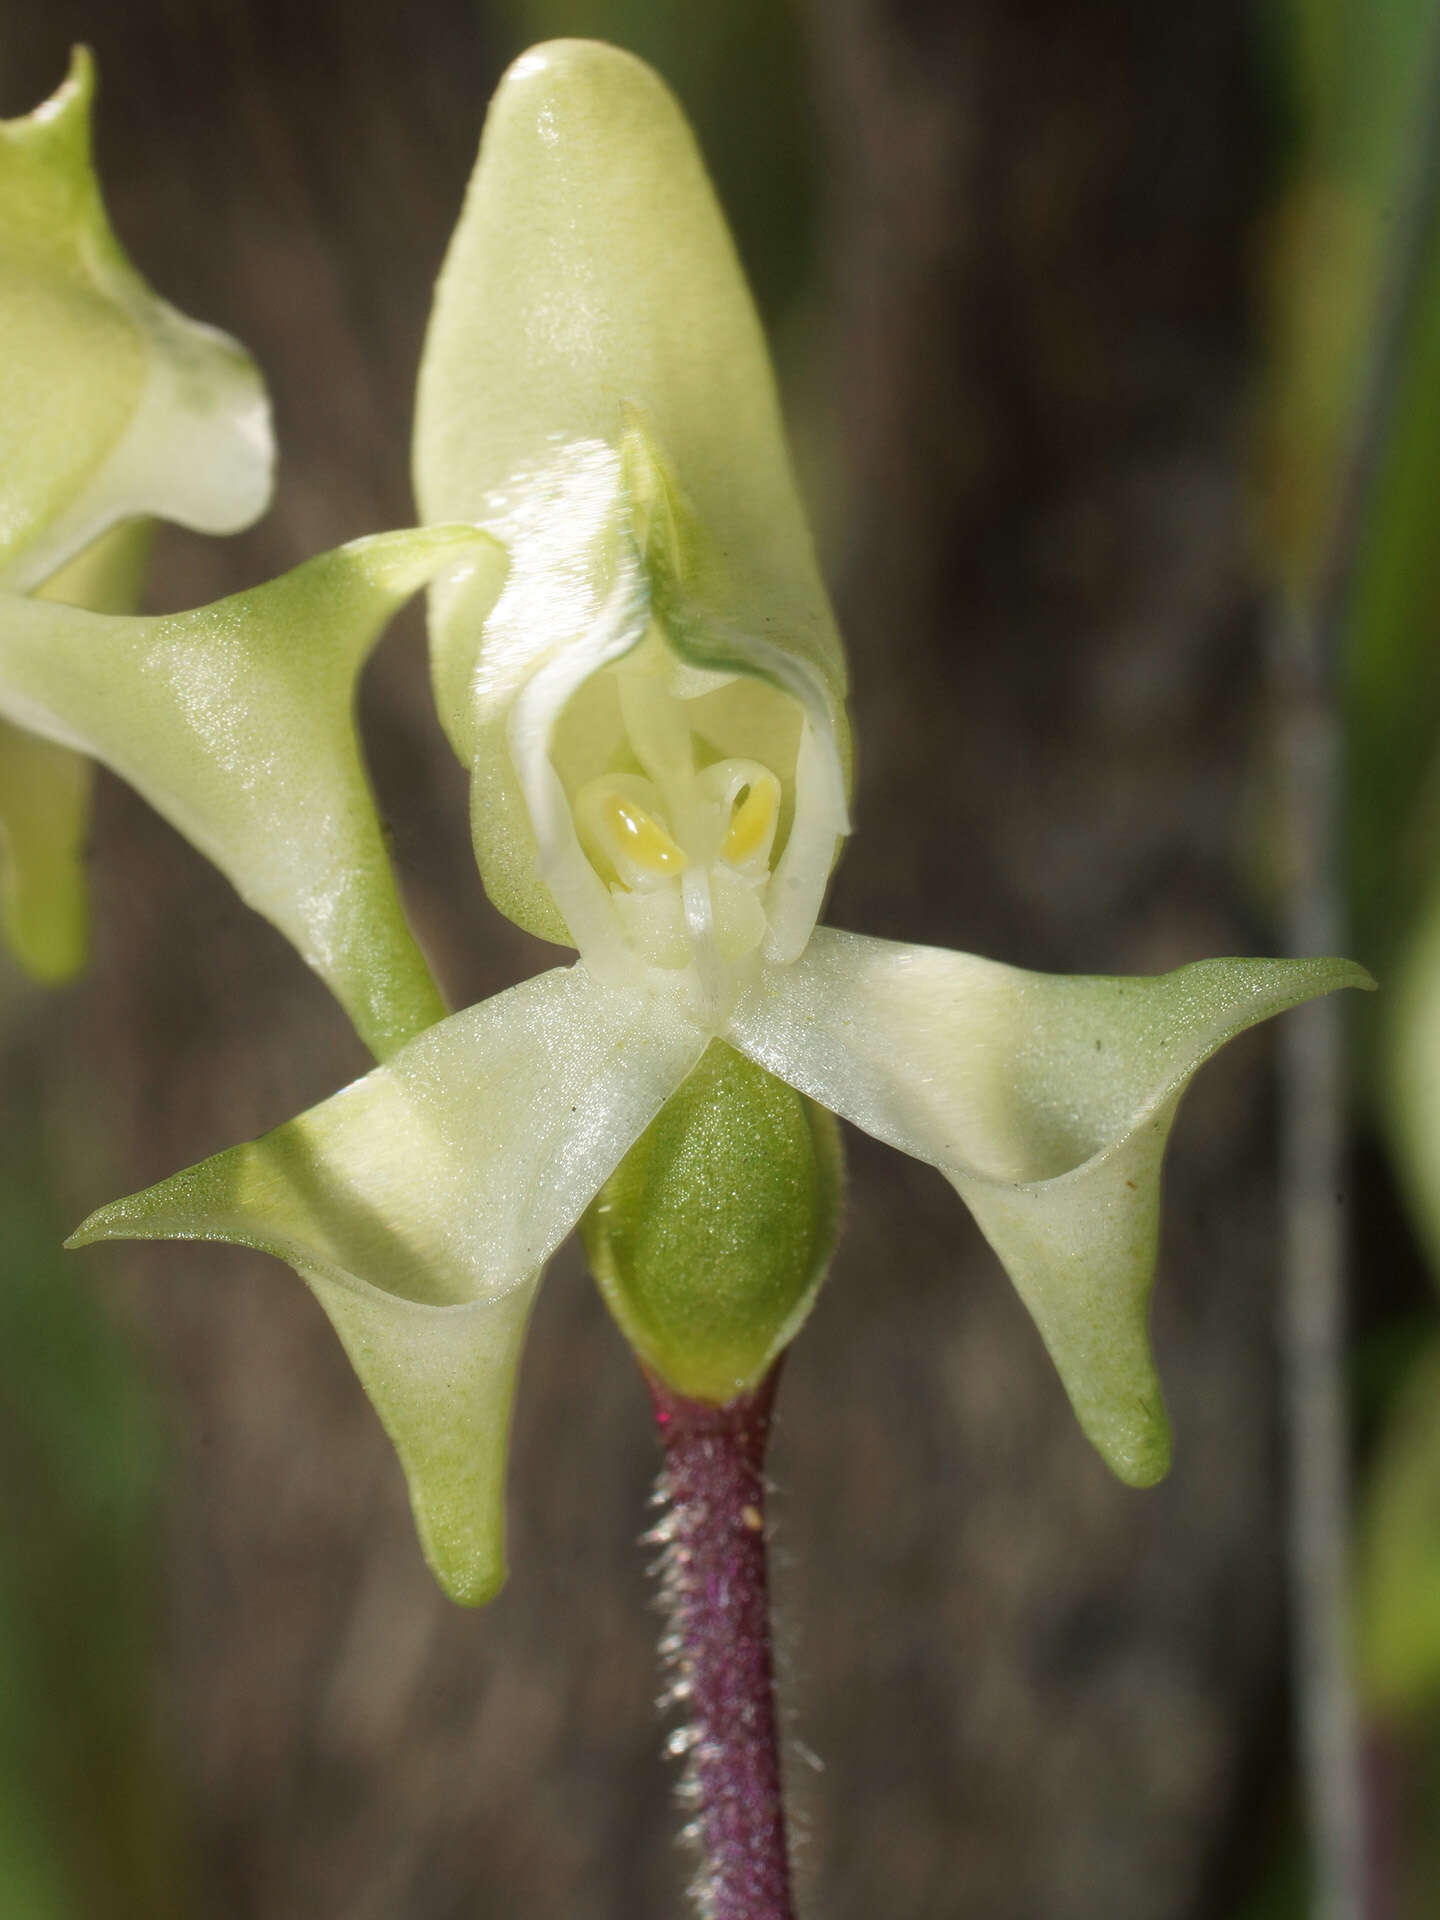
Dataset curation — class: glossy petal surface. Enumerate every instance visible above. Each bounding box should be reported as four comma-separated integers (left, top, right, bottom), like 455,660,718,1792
0,49,271,591
0,530,484,1056
413,39,846,940
728,929,1373,1484
71,962,709,1601
1357,1340,1440,1714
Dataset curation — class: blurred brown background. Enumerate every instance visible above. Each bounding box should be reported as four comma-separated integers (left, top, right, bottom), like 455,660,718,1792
0,1,1326,1915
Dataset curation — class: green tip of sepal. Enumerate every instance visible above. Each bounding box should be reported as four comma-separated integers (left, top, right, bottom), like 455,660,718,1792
581,1041,842,1403
297,1272,530,1608
1085,1380,1173,1490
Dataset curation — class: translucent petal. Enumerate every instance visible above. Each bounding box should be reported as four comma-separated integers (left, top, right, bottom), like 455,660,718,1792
413,40,847,940
0,519,152,981
0,49,272,592
728,929,1374,1485
69,963,709,1602
0,529,489,1057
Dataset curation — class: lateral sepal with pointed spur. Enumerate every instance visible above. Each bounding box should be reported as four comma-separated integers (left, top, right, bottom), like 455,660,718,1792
69,962,710,1602
0,528,495,1056
727,933,1375,1485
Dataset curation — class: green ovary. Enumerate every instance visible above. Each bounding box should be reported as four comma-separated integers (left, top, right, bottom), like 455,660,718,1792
581,1040,842,1403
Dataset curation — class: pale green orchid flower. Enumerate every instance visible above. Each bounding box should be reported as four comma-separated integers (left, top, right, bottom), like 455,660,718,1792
0,50,272,981
68,42,1370,1608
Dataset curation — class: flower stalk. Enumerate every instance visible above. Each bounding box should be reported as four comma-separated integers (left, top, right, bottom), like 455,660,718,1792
648,1366,794,1920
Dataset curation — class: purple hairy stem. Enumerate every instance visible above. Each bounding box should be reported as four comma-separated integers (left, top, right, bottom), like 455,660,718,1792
646,1365,794,1920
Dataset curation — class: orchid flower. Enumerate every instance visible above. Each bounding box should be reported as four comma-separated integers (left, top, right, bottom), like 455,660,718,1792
63,41,1370,1608
0,49,273,981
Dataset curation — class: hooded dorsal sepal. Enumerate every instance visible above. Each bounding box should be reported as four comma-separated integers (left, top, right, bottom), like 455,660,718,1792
413,41,849,956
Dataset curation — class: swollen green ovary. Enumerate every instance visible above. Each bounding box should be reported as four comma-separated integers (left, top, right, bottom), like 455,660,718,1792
573,666,784,971
580,1040,843,1403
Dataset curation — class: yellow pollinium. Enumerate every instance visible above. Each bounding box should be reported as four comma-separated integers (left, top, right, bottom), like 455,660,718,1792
604,793,688,878
722,774,781,867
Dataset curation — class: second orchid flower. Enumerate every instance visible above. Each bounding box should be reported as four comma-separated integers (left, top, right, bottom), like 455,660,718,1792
15,41,1368,1605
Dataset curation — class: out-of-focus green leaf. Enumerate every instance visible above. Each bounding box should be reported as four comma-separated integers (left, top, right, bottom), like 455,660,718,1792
1263,0,1440,974
1344,233,1440,967
1358,1338,1440,1713
1265,6,1440,1254
0,520,153,984
0,1165,180,1917
1265,21,1440,1910
1261,0,1438,600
